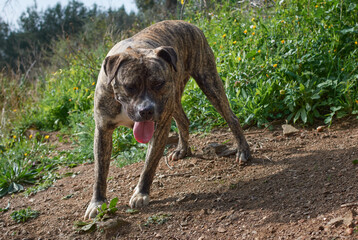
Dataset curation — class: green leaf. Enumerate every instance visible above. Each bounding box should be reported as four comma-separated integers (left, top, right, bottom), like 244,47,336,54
109,197,118,209
352,159,358,165
301,108,307,123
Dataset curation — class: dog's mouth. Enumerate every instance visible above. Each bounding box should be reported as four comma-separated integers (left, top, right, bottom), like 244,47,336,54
133,121,155,143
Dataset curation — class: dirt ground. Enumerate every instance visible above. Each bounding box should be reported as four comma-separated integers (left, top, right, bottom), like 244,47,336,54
1,117,358,239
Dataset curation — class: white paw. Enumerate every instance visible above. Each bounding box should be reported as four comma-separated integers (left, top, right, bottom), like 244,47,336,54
129,190,150,208
84,201,105,219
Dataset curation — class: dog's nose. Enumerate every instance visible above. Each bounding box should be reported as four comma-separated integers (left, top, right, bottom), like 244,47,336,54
139,105,154,120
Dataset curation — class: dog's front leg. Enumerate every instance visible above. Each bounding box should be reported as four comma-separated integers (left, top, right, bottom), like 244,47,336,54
129,117,172,208
84,126,114,219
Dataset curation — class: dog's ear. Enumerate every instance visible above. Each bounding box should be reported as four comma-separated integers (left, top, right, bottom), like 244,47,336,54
103,53,129,85
155,46,178,72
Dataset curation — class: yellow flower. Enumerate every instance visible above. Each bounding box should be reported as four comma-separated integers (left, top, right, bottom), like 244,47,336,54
233,41,237,44
334,49,336,52
356,100,358,104
243,29,247,34
273,64,278,68
24,153,28,156
13,109,17,112
44,135,50,139
181,0,184,4
252,57,255,60
281,40,285,44
13,135,16,139
92,82,95,86
220,45,223,49
252,25,256,29
281,20,284,23
69,99,72,101
341,68,344,71
238,57,242,61
258,50,261,53
252,32,255,36
355,41,357,45
73,87,79,90
328,50,331,53
29,134,33,139
251,18,255,22
213,42,217,45
266,74,269,78
315,5,318,8
222,34,227,38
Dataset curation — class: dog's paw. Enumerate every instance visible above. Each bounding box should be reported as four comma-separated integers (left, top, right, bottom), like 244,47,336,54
236,147,251,164
129,191,150,208
168,146,191,161
84,200,106,219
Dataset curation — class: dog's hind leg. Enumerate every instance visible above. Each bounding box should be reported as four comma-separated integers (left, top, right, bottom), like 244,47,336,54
191,70,251,163
168,102,192,161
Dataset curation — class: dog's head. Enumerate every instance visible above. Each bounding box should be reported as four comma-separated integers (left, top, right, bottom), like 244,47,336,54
103,46,177,143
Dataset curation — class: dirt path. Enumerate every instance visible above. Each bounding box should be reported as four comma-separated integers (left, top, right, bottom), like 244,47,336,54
1,118,358,239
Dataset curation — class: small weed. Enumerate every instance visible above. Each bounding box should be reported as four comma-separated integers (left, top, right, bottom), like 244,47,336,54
95,197,119,221
0,202,10,212
10,207,39,223
73,197,119,233
62,194,74,200
126,208,139,214
145,213,172,226
352,159,358,165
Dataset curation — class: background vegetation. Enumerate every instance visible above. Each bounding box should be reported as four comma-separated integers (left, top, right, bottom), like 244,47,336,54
0,0,357,197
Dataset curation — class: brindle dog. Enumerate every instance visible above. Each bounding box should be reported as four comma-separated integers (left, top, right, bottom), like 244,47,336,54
84,20,251,219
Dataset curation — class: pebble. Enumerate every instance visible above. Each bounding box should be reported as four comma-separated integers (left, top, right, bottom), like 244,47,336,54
217,226,226,233
346,228,353,235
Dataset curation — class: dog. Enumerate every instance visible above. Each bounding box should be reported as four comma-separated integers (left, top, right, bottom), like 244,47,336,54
84,20,251,219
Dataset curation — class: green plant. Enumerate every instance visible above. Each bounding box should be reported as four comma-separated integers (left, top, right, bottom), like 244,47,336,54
73,197,119,233
145,213,172,226
0,202,10,212
10,207,39,223
95,197,119,221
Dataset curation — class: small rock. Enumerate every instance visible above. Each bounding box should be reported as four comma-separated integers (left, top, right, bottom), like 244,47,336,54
217,226,226,233
327,217,344,227
96,218,130,231
316,126,325,132
155,232,162,238
203,142,228,155
346,228,354,235
343,210,355,227
282,124,299,136
200,209,208,215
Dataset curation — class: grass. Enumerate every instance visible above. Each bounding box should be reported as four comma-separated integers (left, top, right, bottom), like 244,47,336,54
0,0,357,198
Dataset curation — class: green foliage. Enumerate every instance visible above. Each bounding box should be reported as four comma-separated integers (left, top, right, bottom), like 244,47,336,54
145,213,172,226
73,197,119,233
95,197,119,221
10,207,39,223
182,0,358,127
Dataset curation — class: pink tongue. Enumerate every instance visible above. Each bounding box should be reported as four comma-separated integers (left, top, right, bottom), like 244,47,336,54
133,121,155,143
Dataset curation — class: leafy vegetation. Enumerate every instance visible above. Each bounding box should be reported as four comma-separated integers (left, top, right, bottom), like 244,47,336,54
0,0,357,198
73,197,120,233
10,207,39,223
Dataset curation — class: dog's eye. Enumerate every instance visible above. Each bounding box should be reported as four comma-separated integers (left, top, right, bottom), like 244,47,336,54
153,81,165,90
124,84,136,93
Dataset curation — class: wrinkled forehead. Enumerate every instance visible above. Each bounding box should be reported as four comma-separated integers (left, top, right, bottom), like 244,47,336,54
118,58,167,82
